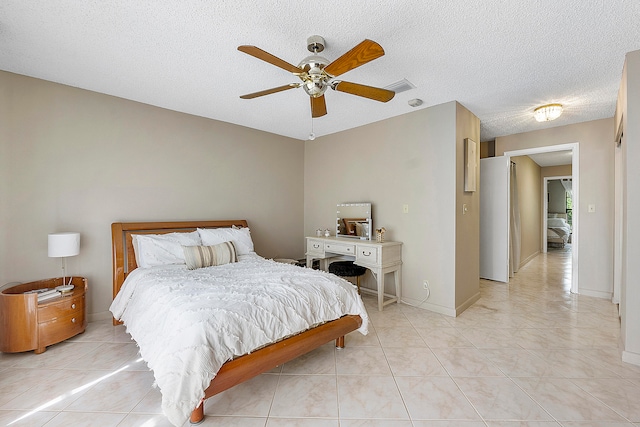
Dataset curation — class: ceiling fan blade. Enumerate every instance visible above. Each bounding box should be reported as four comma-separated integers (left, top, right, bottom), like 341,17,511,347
323,39,385,77
311,95,327,118
238,45,303,74
240,84,299,99
332,81,395,102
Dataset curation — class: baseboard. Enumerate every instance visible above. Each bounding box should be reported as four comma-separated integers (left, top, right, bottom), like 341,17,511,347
579,289,613,300
519,251,539,269
622,350,640,367
456,292,481,316
400,291,481,318
88,310,113,322
400,297,457,317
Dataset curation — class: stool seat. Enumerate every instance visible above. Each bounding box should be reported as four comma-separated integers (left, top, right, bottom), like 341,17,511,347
329,261,367,277
329,261,367,294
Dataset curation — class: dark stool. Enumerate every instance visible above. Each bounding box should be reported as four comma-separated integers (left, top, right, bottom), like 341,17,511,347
329,261,367,294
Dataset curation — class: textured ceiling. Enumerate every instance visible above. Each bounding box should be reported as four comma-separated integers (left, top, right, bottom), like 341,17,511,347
1,1,639,141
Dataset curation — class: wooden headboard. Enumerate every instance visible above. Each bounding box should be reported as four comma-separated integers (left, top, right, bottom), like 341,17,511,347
111,220,249,302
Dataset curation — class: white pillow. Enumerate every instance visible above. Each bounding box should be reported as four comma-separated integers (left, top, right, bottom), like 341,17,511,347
132,231,202,268
197,227,255,255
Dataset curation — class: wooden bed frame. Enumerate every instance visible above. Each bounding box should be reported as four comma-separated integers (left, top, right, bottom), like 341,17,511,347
111,220,362,425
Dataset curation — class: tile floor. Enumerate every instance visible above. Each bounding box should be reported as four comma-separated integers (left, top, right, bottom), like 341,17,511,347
2,248,640,426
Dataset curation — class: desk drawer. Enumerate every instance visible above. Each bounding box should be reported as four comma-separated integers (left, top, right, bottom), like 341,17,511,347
306,239,325,256
324,242,355,255
356,245,379,264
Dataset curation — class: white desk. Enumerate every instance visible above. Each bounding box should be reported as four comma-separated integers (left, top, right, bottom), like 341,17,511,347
306,236,402,311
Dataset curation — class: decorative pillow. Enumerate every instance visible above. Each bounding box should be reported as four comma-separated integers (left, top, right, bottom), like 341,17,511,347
197,227,255,255
132,231,202,268
183,242,238,270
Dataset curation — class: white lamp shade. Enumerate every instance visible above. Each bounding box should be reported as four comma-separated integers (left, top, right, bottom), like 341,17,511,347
48,232,80,257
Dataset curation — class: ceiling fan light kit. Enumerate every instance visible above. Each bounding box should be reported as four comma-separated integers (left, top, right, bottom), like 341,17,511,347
534,103,563,122
238,35,395,119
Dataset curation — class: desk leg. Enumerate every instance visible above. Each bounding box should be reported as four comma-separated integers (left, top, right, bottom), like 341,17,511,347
376,268,384,311
393,268,402,306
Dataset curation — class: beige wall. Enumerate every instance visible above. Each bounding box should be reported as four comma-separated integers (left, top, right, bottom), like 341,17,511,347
511,155,541,266
496,118,614,299
304,101,480,316
454,103,481,311
0,76,8,288
541,164,572,179
0,71,305,320
548,180,567,214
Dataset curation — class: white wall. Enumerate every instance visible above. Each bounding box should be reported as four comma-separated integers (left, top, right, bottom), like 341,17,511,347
304,101,480,316
0,71,305,320
616,50,640,365
496,118,614,299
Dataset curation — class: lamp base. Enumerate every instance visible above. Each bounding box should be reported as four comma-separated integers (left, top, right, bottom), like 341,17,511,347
55,284,75,293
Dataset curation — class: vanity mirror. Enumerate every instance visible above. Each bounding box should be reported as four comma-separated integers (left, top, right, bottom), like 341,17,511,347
336,203,372,240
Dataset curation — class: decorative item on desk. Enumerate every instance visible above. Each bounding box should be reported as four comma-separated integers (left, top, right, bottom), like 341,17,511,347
48,232,80,287
324,229,331,237
375,227,386,242
316,229,323,237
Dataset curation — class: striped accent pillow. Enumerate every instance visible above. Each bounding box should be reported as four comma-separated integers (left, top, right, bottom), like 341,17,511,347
182,242,238,270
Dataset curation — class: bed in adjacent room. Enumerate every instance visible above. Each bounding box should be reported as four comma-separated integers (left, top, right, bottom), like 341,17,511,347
547,214,572,248
110,220,368,426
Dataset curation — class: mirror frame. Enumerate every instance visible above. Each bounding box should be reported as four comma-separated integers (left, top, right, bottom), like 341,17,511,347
336,203,372,240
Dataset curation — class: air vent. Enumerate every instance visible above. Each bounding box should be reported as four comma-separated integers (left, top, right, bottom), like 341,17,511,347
384,78,416,94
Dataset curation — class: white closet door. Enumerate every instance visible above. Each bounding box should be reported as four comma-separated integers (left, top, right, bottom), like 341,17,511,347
479,156,510,283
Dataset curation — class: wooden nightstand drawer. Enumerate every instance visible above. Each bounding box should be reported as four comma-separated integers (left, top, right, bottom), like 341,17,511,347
38,294,84,323
38,310,85,346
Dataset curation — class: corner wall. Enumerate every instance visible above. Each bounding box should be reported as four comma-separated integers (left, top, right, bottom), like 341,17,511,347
454,102,481,312
0,71,305,319
304,101,480,316
511,155,542,267
616,50,640,365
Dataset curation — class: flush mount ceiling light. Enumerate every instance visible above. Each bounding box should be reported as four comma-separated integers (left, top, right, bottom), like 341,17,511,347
534,103,563,122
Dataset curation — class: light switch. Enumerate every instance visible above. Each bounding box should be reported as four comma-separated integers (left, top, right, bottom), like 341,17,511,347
402,204,409,214
588,204,596,213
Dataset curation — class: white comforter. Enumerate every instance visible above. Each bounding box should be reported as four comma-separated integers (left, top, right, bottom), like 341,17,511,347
110,254,369,426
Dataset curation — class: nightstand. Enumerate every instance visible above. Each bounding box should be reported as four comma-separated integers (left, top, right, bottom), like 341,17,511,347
0,277,87,354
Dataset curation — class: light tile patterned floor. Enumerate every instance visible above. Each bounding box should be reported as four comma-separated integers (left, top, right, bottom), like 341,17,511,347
2,248,640,426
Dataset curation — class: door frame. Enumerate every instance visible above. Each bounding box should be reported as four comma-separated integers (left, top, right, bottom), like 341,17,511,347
504,142,579,294
543,175,572,254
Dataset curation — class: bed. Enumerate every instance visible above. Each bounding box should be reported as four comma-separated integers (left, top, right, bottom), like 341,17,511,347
110,220,368,426
547,214,572,247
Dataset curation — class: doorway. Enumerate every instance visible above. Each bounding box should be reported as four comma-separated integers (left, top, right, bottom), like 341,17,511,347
504,143,579,294
543,176,573,254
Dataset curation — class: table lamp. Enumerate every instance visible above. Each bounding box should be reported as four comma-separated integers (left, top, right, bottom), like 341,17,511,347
48,232,80,287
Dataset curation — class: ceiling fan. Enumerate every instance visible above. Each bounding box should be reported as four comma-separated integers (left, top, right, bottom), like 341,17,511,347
238,35,395,118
